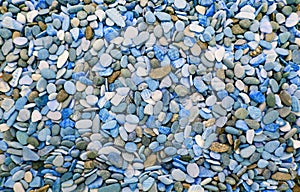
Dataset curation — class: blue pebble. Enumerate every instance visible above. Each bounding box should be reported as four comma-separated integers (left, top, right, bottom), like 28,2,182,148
259,40,272,50
248,106,261,119
153,45,165,61
15,97,27,110
264,123,279,132
249,90,265,103
199,166,216,177
167,48,180,61
159,126,171,135
125,142,137,153
235,120,249,131
46,25,57,36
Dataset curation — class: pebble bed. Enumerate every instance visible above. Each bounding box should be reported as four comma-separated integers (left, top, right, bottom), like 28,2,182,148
0,0,300,191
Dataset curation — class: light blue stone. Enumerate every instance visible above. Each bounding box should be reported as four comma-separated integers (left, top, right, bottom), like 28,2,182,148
125,142,137,153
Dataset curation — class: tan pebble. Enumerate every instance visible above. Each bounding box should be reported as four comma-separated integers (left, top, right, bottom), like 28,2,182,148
144,154,156,167
108,71,121,83
85,26,93,40
271,172,292,181
209,142,230,153
149,65,171,79
195,5,206,14
24,171,33,183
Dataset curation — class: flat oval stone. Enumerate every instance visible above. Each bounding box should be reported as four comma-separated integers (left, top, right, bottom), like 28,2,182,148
75,120,92,129
64,81,76,95
13,37,28,46
125,142,137,153
100,53,112,67
171,169,186,181
240,145,256,158
263,110,279,124
187,163,200,178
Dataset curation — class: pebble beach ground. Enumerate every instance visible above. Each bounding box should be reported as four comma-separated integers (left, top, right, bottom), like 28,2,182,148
0,0,300,191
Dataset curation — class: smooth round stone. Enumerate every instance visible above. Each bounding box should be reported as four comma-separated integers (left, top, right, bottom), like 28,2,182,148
164,147,177,156
257,159,269,168
124,26,138,39
187,163,199,178
285,13,298,27
13,182,25,192
53,155,64,167
240,145,256,158
263,110,279,124
248,106,261,119
17,109,30,122
13,37,28,46
264,140,280,153
1,98,14,111
156,135,167,143
38,49,49,60
86,95,98,106
100,53,112,67
12,170,25,181
221,96,234,109
64,81,76,95
234,108,249,119
171,169,186,181
205,95,217,106
125,142,137,153
211,77,225,91
175,20,185,31
38,128,51,141
174,0,187,9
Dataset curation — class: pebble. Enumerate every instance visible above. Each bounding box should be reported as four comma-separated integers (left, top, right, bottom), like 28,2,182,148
240,145,256,158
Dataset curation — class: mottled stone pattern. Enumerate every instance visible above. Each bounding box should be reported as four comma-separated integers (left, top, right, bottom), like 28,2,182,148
0,0,300,192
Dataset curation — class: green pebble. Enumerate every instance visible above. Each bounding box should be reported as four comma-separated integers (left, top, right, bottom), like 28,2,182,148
27,137,40,147
174,182,183,192
87,151,97,159
76,141,88,150
266,93,276,107
286,113,296,123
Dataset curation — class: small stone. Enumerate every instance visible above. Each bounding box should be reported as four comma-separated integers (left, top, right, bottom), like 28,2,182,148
271,172,291,181
240,145,256,158
175,85,189,97
279,91,292,106
100,53,113,67
209,142,230,153
171,169,186,181
234,108,249,119
285,13,298,27
149,65,171,79
56,90,69,102
64,81,76,95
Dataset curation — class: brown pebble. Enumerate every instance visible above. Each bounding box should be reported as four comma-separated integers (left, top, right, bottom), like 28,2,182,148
279,90,292,106
232,25,245,35
56,167,68,173
286,146,294,153
182,183,190,189
84,160,95,169
12,89,19,100
149,65,171,79
56,89,69,102
271,172,292,181
38,21,47,31
30,185,49,192
2,73,12,82
209,142,230,153
108,71,121,83
28,91,39,102
265,32,275,42
85,26,93,40
12,32,20,39
144,154,157,167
